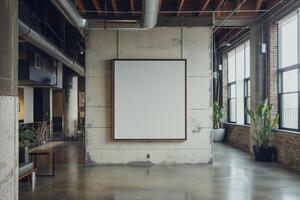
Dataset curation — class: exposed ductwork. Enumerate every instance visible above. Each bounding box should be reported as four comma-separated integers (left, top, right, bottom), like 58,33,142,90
49,0,86,29
49,0,160,31
19,20,85,76
142,0,160,29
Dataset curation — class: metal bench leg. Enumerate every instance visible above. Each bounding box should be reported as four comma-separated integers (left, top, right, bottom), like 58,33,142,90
31,171,36,191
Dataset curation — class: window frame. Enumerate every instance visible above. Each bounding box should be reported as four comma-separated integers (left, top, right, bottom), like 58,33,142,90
228,82,237,123
226,41,250,125
244,78,250,125
278,10,300,131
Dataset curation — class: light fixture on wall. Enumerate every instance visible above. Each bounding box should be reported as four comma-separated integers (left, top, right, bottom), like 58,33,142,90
219,64,223,71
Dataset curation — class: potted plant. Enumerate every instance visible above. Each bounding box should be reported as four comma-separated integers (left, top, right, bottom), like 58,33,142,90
247,99,279,162
19,127,36,163
213,101,225,142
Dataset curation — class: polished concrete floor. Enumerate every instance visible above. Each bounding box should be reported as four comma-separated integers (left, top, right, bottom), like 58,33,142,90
20,142,300,200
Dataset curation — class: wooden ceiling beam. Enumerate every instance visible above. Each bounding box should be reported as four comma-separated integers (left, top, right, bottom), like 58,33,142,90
199,0,211,16
256,0,264,10
215,0,225,17
111,0,118,15
130,0,135,16
236,0,242,12
177,0,185,16
91,0,102,15
75,0,86,14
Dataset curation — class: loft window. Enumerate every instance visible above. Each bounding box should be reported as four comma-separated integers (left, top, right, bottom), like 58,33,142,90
227,40,250,125
278,11,299,130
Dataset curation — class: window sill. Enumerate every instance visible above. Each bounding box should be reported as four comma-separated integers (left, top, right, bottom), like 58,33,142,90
223,122,250,128
273,128,300,136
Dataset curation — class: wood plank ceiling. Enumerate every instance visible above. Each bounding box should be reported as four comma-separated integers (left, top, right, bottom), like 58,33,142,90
74,0,277,18
74,0,281,48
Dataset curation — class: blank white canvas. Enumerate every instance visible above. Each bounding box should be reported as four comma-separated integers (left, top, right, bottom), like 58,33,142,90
113,60,186,140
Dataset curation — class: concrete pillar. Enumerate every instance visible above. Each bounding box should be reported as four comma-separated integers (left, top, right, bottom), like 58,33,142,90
249,23,266,155
64,74,78,140
0,0,19,199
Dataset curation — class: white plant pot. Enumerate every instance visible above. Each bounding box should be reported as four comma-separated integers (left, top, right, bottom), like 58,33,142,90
213,128,225,142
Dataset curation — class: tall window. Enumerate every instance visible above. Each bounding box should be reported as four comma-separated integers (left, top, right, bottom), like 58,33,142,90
227,41,250,124
279,12,299,130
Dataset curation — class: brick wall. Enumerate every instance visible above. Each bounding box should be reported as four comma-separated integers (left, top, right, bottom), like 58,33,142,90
224,123,250,152
222,56,228,122
267,24,279,120
271,130,300,171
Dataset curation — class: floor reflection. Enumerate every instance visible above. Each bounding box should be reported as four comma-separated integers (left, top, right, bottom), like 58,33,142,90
19,142,300,200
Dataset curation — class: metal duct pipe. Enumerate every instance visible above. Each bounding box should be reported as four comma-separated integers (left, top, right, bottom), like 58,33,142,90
18,20,85,76
142,0,160,29
50,0,160,30
49,0,86,29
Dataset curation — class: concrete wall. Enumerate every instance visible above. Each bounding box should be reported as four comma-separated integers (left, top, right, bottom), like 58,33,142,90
21,86,34,123
0,0,18,199
85,27,213,164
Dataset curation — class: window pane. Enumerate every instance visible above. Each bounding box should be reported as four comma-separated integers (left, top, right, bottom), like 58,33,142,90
236,81,244,124
229,84,236,98
236,45,245,124
229,99,236,122
228,51,236,83
246,97,250,124
245,41,250,78
282,70,298,93
281,14,298,68
282,93,298,129
244,80,250,97
236,44,245,82
248,80,250,96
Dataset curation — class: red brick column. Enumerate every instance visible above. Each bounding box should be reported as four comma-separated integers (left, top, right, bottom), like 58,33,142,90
267,24,279,121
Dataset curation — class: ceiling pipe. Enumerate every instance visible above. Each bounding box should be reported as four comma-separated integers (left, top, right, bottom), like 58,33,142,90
49,0,160,31
19,19,85,76
142,0,160,29
49,0,86,28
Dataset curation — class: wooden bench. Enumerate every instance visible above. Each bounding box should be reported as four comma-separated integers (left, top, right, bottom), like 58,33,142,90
29,142,62,176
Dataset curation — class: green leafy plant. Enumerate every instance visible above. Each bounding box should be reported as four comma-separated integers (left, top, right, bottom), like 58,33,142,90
247,99,279,148
213,102,224,129
19,128,37,147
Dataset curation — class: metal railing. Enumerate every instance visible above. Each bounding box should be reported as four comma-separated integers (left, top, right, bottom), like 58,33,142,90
282,108,298,129
19,121,52,148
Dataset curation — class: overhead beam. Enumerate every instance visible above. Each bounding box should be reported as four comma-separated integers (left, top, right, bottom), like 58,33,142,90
256,0,264,10
130,0,135,16
215,0,225,17
75,0,86,14
235,0,243,13
91,0,102,15
157,16,255,27
214,0,247,32
199,0,211,16
111,0,118,15
177,0,185,16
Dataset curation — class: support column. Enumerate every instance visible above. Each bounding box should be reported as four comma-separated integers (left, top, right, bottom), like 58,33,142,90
0,0,19,199
249,23,266,155
64,74,78,140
